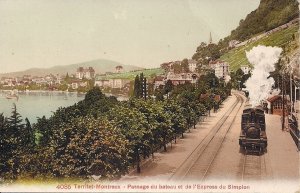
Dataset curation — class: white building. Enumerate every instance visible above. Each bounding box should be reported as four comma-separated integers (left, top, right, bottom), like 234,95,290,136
240,65,251,75
188,59,197,72
209,60,230,79
95,78,130,89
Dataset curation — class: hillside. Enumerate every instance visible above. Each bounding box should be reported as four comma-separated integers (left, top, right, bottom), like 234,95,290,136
221,23,299,71
229,0,299,41
0,59,143,78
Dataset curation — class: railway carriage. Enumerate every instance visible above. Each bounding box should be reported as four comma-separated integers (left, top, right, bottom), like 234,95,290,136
239,106,267,154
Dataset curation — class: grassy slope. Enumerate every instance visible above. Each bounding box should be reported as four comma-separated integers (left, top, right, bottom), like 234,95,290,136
221,24,299,72
97,68,164,80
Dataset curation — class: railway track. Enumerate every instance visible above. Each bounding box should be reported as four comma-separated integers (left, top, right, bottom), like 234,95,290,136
241,151,267,181
170,92,245,181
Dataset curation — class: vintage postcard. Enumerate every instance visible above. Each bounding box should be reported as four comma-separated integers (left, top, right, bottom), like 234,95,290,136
0,0,299,192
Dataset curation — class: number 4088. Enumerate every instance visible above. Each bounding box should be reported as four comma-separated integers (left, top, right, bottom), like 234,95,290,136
56,184,71,189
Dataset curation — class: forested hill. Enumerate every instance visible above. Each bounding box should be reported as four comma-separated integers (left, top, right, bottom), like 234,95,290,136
229,0,299,41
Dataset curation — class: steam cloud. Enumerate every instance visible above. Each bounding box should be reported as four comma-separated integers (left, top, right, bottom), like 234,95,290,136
245,45,282,107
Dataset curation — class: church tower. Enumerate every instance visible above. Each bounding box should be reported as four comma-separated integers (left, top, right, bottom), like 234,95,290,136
209,32,213,44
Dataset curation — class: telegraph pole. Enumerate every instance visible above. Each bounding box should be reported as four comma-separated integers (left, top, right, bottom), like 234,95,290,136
282,74,285,131
281,57,291,130
290,72,293,114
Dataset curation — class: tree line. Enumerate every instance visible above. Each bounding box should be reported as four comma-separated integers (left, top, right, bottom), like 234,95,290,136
0,74,231,182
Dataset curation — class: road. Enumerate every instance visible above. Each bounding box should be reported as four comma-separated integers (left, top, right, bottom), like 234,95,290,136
121,92,299,192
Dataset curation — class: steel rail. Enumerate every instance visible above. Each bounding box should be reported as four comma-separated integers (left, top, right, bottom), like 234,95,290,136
169,92,243,180
242,152,263,181
200,94,245,181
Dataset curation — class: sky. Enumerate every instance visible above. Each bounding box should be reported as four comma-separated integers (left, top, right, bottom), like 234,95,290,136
0,0,260,73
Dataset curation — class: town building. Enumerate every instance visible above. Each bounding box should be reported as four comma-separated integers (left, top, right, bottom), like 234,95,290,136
267,95,291,115
167,61,180,73
69,80,88,90
76,67,95,79
188,59,197,72
95,79,110,88
32,77,47,85
167,60,198,73
165,72,199,85
153,76,165,89
209,60,230,79
109,79,130,89
95,77,130,89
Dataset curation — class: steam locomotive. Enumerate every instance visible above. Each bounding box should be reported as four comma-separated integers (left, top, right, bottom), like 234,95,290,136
239,105,267,154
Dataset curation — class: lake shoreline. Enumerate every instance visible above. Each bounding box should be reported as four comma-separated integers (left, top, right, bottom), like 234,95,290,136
0,91,85,123
0,89,129,99
0,89,82,94
0,90,129,123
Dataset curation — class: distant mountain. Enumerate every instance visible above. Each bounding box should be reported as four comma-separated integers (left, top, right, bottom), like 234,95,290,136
0,59,143,78
230,0,299,41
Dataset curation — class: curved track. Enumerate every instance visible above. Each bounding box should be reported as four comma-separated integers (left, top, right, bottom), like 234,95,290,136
170,92,245,181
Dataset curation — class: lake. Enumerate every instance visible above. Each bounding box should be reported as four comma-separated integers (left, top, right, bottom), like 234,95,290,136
0,90,129,124
0,91,85,124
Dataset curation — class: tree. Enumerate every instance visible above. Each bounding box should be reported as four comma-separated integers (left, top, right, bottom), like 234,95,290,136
192,42,220,64
172,62,182,74
207,43,221,61
133,75,141,98
107,105,152,173
127,99,173,153
7,103,24,132
65,73,70,82
229,0,299,41
164,80,173,97
163,100,187,139
1,104,34,180
196,75,210,93
84,86,105,105
155,89,164,101
160,62,171,72
49,116,130,179
34,116,51,146
181,58,189,73
0,113,9,177
133,73,147,99
178,95,194,131
24,118,35,149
